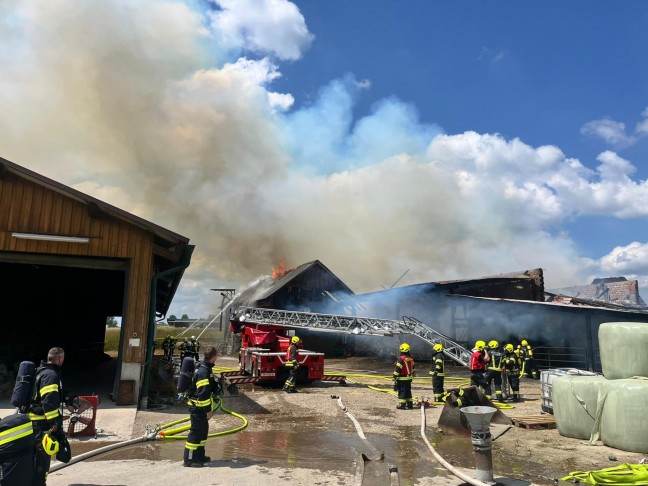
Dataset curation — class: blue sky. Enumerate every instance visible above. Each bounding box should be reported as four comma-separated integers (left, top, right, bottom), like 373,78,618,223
1,1,648,317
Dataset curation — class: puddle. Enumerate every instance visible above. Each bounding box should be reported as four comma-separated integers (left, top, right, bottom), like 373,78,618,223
67,424,559,484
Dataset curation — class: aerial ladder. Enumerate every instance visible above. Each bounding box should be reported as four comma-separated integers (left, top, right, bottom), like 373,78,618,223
222,307,471,387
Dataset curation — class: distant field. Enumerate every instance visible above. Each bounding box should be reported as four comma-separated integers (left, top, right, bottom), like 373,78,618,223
104,325,228,352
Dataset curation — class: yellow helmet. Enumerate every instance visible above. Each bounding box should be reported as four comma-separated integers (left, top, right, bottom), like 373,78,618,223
474,340,486,351
399,343,411,353
42,432,59,456
521,339,528,346
291,336,301,344
505,344,514,352
488,340,499,349
433,343,443,353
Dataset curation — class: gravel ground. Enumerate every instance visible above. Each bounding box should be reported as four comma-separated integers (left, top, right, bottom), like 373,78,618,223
48,356,647,486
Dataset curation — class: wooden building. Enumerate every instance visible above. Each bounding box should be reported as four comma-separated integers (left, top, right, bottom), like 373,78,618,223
0,157,192,406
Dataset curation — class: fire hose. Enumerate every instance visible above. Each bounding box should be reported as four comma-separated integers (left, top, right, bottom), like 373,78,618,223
49,397,248,473
419,405,490,486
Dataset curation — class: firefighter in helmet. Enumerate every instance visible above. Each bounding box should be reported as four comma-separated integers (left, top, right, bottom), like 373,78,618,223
393,343,415,409
191,336,200,361
27,347,67,485
429,343,445,403
503,344,521,401
184,346,220,467
283,336,301,393
485,340,504,401
518,339,538,379
469,340,491,397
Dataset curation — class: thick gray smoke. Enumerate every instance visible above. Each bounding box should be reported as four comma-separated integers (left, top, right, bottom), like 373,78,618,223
2,1,647,317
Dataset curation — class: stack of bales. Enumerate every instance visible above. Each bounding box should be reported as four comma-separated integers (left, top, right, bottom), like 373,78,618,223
552,322,648,453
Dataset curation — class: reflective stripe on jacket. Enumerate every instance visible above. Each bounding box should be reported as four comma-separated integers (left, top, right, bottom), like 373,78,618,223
429,351,444,377
394,354,414,380
29,363,63,425
488,350,503,370
285,343,299,366
187,360,217,411
0,414,34,459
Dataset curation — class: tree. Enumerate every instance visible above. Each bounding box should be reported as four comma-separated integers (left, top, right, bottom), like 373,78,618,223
181,314,189,320
168,315,177,321
106,316,118,328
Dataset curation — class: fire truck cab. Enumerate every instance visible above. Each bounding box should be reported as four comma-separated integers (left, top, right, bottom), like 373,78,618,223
228,321,331,385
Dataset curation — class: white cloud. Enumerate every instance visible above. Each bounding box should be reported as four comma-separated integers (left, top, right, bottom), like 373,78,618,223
636,107,648,135
600,242,648,275
581,118,635,148
210,0,313,60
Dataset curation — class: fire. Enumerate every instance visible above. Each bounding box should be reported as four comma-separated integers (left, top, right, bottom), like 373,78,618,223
272,260,288,280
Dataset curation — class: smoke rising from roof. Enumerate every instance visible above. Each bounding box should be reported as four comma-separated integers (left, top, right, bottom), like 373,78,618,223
1,0,647,317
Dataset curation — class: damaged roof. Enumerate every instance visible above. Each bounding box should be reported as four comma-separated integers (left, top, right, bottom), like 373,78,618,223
550,277,647,309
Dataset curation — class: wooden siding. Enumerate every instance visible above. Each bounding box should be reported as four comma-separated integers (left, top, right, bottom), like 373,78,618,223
0,172,153,364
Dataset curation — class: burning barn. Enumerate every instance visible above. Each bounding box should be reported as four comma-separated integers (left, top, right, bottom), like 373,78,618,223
244,260,354,313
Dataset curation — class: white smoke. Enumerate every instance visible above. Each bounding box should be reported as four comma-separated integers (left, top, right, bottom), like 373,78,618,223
1,0,647,317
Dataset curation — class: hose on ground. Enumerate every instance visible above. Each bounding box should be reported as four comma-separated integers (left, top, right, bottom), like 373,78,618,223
49,396,248,472
419,404,490,486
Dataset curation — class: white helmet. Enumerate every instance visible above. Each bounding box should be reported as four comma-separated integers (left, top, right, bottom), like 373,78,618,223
191,336,196,340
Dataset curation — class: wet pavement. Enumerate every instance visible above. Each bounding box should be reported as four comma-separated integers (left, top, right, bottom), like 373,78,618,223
68,421,555,485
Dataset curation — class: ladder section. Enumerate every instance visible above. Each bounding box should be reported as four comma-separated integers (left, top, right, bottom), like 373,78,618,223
235,307,411,336
402,316,471,367
234,307,472,368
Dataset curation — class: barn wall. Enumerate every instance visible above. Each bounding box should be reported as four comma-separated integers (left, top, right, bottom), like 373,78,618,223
0,172,154,399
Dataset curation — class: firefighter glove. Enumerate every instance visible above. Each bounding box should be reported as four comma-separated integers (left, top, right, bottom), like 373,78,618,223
429,371,436,377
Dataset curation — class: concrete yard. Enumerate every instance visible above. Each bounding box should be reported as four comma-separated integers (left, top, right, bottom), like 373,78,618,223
5,356,646,485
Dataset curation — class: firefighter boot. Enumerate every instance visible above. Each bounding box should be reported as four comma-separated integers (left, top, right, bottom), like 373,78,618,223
396,402,407,410
406,401,414,409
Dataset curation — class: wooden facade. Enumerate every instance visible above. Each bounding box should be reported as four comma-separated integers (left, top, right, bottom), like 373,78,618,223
0,157,191,405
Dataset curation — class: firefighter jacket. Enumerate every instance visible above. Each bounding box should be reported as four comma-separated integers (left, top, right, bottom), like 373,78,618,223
487,348,503,370
285,343,300,367
469,350,488,371
0,413,33,461
393,353,414,381
28,362,64,427
187,360,219,413
429,351,444,377
517,344,533,360
502,352,521,374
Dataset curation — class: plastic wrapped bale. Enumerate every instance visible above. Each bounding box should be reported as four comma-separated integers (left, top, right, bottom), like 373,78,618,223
552,375,608,440
599,322,648,379
600,378,648,453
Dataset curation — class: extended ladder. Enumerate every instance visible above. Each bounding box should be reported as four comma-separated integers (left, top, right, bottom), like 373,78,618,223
233,307,471,367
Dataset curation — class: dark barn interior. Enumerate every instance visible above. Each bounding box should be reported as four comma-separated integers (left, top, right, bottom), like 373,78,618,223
0,258,125,367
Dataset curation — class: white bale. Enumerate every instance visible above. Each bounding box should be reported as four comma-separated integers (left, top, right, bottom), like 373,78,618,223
600,378,648,453
599,322,648,379
552,375,608,440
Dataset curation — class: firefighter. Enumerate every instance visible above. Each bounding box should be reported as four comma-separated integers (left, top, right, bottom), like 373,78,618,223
162,335,173,361
191,336,200,361
179,337,189,361
503,344,521,401
0,413,34,485
469,340,492,398
429,343,445,403
393,343,415,409
27,347,66,486
517,339,538,379
283,336,301,393
485,340,504,401
184,346,220,467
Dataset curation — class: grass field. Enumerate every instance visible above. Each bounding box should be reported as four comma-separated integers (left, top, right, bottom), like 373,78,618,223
104,325,228,352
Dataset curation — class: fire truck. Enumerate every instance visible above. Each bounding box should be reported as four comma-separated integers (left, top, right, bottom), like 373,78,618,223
220,306,471,388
